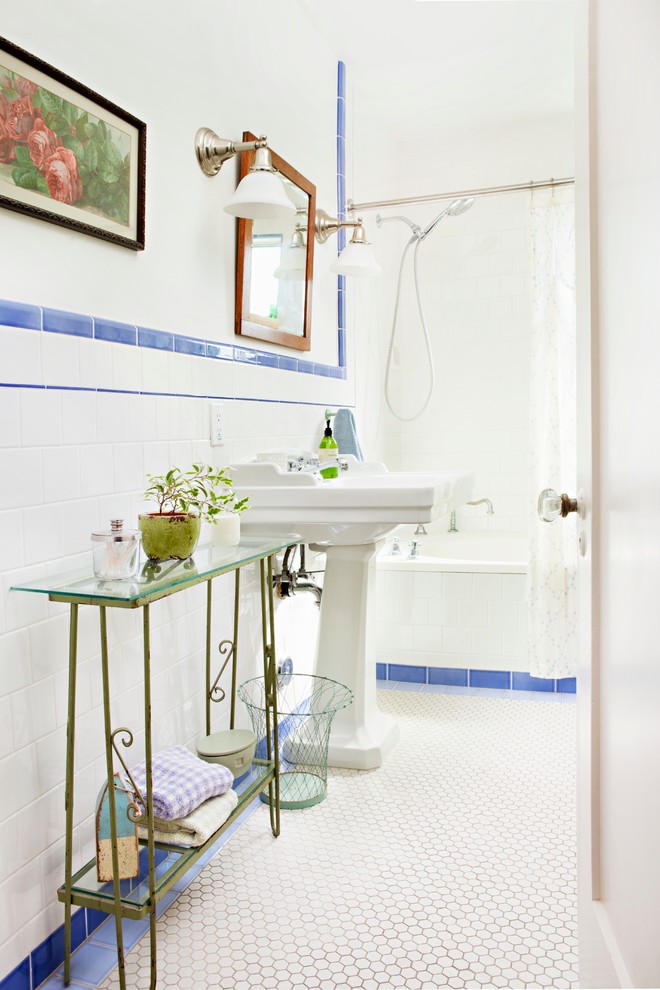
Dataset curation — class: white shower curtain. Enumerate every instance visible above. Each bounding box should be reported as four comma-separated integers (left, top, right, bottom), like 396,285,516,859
527,188,578,679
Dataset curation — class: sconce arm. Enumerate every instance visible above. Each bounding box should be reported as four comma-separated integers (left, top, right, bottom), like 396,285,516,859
195,127,268,177
314,208,359,244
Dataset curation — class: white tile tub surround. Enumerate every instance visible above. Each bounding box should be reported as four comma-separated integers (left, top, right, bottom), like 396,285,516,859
376,526,528,672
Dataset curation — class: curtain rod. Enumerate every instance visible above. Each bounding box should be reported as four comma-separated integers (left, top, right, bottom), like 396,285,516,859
347,176,575,213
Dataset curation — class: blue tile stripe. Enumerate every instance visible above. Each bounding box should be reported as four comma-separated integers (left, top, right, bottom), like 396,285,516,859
336,60,347,368
0,296,344,381
376,663,574,694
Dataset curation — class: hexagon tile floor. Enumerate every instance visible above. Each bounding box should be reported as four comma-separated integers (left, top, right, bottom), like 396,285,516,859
79,687,578,989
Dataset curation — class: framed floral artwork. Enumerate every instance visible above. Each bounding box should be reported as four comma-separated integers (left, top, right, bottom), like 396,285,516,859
0,36,145,250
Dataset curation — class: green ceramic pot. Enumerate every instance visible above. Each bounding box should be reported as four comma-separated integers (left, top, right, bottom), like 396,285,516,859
138,513,201,561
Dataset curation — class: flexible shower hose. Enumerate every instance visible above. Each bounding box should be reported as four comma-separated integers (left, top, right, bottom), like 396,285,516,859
384,234,436,422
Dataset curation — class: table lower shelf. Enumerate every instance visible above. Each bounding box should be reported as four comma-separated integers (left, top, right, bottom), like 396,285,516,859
58,760,276,920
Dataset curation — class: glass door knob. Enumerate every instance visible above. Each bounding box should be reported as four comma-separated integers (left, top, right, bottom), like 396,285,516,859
537,488,578,523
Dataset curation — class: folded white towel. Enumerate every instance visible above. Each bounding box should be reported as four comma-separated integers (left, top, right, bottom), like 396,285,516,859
137,788,239,848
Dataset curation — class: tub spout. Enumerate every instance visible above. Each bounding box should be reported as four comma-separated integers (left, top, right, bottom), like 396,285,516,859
467,497,494,514
450,498,494,532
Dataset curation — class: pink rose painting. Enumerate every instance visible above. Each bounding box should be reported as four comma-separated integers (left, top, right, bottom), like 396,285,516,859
0,61,131,226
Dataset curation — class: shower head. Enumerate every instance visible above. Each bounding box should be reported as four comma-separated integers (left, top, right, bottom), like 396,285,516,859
446,196,475,217
420,196,475,239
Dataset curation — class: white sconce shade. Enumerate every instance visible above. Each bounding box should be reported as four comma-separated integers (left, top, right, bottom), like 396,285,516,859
274,245,307,280
224,169,296,220
330,228,381,277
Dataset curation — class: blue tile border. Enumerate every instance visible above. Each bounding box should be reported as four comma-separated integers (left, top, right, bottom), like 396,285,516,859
512,672,555,693
429,666,469,687
377,663,576,695
0,298,41,330
93,318,137,346
0,959,30,990
31,909,87,989
388,663,426,684
0,295,347,383
43,308,93,338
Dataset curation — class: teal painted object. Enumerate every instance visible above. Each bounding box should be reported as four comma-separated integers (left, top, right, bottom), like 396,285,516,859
95,772,139,882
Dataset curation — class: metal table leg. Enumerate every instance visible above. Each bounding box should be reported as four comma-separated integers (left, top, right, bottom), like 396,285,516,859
63,604,78,987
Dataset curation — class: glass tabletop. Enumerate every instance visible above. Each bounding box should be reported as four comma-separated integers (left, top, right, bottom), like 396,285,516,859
11,537,291,604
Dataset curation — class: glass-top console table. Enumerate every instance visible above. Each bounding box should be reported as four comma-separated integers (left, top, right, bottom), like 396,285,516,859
12,537,291,990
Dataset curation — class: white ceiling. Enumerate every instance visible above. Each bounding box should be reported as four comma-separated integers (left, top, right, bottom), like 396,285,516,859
300,0,575,140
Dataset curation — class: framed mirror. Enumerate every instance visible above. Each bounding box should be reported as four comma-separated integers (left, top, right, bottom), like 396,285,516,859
235,132,316,351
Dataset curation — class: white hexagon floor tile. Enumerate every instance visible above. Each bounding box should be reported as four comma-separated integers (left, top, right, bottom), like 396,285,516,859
100,690,577,989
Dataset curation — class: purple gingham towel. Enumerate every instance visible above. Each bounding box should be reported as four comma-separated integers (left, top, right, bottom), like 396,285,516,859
131,745,233,821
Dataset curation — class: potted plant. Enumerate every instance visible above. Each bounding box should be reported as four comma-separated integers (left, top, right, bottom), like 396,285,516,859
139,463,249,561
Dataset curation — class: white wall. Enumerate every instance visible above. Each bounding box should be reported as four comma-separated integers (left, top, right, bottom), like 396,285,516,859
0,0,348,977
352,116,574,535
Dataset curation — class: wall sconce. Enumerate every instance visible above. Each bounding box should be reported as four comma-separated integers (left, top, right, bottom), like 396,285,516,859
273,225,307,281
195,127,296,220
314,209,381,277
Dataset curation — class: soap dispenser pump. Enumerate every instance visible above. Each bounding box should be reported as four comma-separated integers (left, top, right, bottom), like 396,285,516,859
319,418,339,478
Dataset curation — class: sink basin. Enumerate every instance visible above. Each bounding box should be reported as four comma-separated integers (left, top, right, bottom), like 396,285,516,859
230,457,475,545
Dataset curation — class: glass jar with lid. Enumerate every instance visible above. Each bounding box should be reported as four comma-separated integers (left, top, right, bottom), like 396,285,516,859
91,519,141,581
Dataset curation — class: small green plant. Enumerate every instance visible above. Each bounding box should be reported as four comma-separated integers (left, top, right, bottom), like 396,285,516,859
143,463,249,524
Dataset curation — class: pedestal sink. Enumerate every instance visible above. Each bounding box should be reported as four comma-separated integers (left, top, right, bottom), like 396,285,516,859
230,457,474,770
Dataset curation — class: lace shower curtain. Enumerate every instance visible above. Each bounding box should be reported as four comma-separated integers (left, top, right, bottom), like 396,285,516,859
527,189,578,679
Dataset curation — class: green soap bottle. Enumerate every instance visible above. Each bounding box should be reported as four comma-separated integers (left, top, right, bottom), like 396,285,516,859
319,418,338,478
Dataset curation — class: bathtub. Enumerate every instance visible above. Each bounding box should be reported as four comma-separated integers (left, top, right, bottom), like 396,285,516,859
375,527,529,676
379,529,527,574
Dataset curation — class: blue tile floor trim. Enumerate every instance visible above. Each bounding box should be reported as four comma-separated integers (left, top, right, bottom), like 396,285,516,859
429,666,469,687
0,959,30,990
31,909,87,988
387,663,426,684
512,672,555,693
471,669,512,690
377,663,576,695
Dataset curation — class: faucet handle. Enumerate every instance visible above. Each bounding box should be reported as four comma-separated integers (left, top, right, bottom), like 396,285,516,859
287,456,304,472
409,540,420,558
391,537,401,556
338,457,348,471
305,456,320,470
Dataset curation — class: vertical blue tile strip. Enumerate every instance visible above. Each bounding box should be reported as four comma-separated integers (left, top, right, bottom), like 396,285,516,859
336,60,347,368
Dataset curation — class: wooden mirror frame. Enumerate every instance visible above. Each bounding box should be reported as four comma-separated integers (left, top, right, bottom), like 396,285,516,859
235,132,316,351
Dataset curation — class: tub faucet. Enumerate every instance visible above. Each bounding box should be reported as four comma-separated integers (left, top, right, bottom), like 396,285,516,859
449,498,494,533
408,540,421,559
467,497,494,514
414,523,427,536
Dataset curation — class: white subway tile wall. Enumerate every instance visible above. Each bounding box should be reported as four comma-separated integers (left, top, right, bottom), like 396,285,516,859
372,193,533,535
375,567,528,672
0,315,350,978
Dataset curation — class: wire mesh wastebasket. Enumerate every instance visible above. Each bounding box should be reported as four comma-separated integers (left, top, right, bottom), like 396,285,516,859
238,674,353,809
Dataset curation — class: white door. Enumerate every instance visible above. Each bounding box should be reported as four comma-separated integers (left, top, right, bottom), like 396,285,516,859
575,2,660,986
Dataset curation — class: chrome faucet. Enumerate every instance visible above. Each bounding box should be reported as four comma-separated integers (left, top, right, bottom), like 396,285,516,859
414,523,427,536
409,540,421,559
286,455,348,475
449,498,494,533
467,497,494,514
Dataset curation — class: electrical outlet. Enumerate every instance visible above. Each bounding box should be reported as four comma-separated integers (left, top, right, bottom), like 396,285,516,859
209,403,224,446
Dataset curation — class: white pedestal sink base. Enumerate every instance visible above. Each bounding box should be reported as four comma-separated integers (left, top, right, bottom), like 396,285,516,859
314,541,399,770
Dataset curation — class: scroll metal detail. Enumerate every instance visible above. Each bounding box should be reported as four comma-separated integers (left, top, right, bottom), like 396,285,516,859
209,639,235,704
111,726,145,823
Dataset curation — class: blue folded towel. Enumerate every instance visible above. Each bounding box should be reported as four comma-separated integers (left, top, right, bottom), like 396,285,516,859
333,408,363,461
